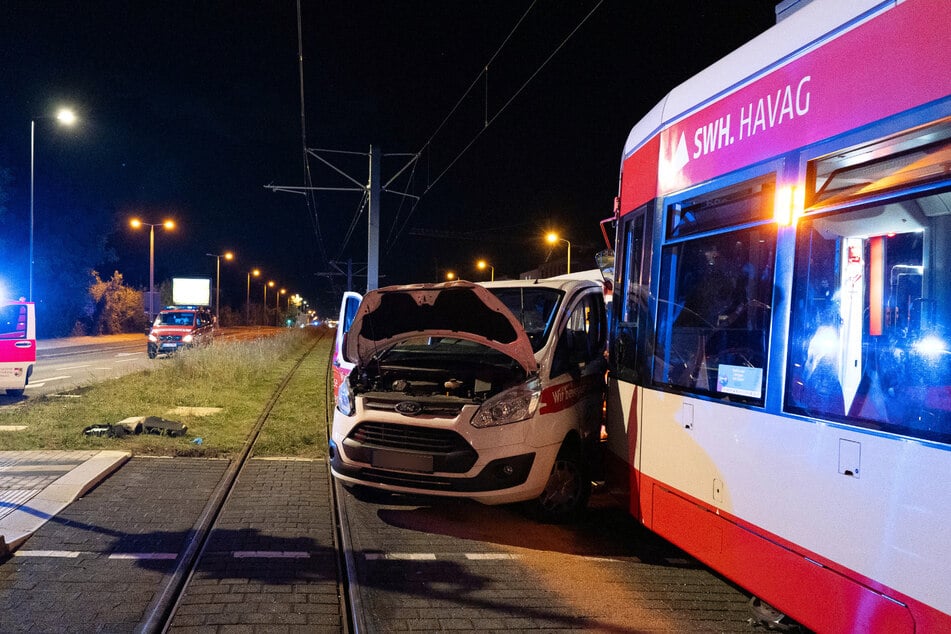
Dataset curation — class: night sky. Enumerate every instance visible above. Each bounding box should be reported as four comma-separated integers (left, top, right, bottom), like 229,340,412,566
1,1,779,317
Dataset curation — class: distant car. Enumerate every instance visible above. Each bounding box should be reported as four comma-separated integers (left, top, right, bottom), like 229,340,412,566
147,306,215,358
330,276,608,522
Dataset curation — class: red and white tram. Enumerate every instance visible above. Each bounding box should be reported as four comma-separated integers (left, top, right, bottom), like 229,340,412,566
603,0,951,631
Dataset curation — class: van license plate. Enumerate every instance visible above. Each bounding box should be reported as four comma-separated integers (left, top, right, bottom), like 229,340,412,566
372,450,433,473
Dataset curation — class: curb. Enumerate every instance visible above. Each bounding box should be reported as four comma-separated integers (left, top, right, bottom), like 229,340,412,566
0,450,131,553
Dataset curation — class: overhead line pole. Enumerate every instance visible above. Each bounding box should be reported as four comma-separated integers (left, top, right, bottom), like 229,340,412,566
266,147,417,294
367,146,381,291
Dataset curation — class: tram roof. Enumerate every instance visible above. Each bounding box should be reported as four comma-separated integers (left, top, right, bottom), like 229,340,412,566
622,0,889,160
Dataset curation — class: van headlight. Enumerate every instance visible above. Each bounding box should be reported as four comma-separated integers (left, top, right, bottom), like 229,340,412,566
471,377,541,428
336,379,355,416
183,334,194,343
148,333,158,342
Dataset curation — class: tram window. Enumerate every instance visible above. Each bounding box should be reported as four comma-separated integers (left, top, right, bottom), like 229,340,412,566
785,190,951,445
809,118,951,207
613,210,649,382
668,175,774,239
653,224,776,402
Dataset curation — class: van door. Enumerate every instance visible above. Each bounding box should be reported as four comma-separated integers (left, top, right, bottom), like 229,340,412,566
0,301,36,396
542,290,607,444
332,292,362,400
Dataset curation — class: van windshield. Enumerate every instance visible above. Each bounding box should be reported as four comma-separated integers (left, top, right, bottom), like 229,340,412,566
487,288,563,352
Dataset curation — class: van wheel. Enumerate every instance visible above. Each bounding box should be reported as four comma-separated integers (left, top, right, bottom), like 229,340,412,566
533,440,591,523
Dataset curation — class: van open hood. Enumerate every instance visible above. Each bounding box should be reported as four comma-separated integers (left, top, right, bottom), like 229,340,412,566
345,281,538,374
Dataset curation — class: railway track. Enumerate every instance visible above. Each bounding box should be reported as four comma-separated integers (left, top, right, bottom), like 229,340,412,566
134,328,357,633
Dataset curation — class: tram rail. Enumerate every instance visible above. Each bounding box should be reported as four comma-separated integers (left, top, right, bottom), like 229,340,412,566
134,329,356,633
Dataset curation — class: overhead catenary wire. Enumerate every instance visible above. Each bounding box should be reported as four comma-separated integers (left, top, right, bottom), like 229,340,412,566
386,1,604,252
297,0,329,266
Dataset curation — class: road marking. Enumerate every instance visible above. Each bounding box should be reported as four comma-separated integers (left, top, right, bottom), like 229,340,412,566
14,550,81,558
0,426,28,431
13,550,322,561
233,551,310,559
25,383,44,389
465,553,520,560
115,352,143,357
365,553,437,561
61,364,91,370
113,358,141,364
29,375,71,383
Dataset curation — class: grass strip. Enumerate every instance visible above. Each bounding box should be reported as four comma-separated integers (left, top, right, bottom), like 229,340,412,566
0,328,333,458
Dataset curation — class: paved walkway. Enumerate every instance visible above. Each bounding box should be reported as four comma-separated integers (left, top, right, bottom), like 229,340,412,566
0,450,130,553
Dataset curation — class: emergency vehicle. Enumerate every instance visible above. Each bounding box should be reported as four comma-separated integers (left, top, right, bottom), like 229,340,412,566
0,300,36,396
147,306,215,358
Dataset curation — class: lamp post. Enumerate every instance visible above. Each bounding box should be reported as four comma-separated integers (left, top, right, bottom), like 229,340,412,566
546,232,571,274
30,108,78,301
206,251,234,323
264,281,275,325
476,259,494,281
276,288,286,326
130,218,175,319
246,269,260,325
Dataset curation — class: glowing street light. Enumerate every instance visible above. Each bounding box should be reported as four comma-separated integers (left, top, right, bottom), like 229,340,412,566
263,280,275,325
546,232,571,274
476,259,494,281
445,271,456,281
30,107,78,300
205,251,234,323
130,218,175,319
246,268,260,324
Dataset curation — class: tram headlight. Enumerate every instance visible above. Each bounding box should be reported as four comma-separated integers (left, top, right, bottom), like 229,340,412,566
337,378,355,417
471,377,541,428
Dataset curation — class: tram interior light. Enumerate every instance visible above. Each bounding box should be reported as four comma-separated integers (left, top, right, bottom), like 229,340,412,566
913,334,948,361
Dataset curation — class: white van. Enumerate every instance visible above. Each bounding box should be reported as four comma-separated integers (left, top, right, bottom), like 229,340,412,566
330,276,607,521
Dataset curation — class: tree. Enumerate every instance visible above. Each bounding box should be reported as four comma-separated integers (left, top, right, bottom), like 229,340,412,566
87,270,147,334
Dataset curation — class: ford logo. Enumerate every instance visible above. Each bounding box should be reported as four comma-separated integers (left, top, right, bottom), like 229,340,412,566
395,401,423,416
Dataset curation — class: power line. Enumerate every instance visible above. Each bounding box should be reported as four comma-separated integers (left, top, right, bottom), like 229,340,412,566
386,1,604,251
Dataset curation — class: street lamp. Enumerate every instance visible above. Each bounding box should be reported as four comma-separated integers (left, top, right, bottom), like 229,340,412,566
246,268,260,324
445,271,456,281
130,218,175,319
30,107,78,300
546,232,571,274
205,251,234,323
476,259,494,281
276,288,286,326
264,281,275,325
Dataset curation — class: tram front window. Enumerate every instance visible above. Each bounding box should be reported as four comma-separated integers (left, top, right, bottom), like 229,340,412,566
785,191,951,445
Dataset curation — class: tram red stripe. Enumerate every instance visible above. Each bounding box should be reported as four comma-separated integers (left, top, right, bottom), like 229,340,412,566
630,471,949,633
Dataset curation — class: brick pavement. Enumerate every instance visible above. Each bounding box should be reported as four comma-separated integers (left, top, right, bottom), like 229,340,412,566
340,485,754,633
167,458,343,632
0,450,130,551
0,456,227,632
